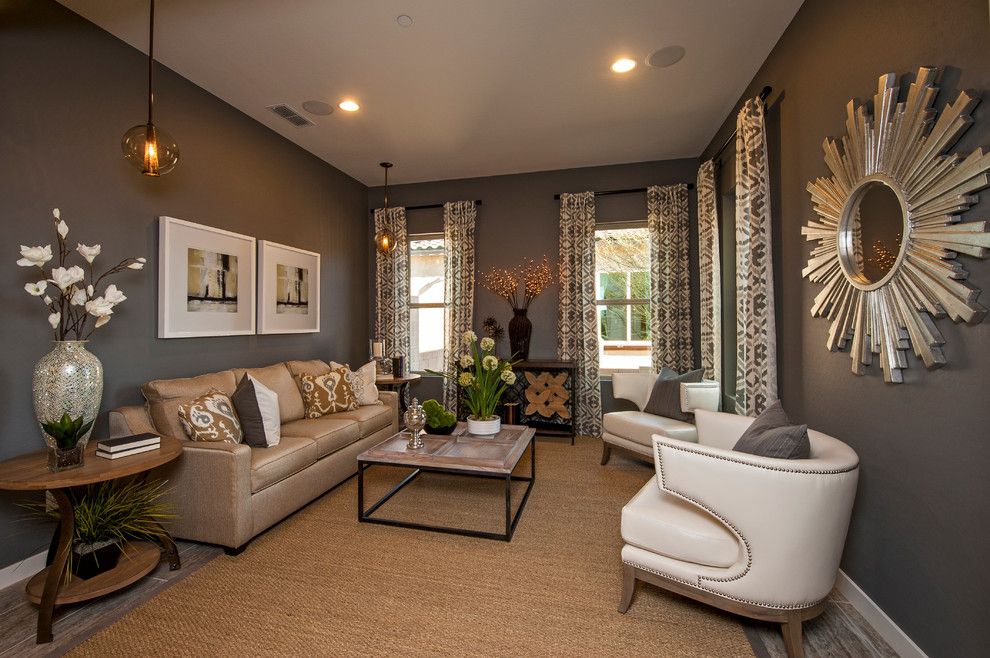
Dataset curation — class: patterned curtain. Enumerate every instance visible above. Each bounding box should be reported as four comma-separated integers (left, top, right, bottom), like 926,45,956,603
374,207,410,376
557,192,602,437
734,97,777,416
647,184,693,373
697,160,722,383
442,201,477,411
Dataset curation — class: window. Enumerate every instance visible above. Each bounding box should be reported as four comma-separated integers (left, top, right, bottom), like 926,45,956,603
595,224,651,372
409,235,446,372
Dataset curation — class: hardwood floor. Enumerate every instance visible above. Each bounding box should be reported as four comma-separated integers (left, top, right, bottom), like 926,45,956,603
0,539,897,657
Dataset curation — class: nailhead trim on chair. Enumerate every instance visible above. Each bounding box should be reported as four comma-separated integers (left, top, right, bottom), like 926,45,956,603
659,439,859,475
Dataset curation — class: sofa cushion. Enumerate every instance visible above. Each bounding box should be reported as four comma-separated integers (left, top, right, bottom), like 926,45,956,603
622,478,740,568
331,404,393,437
285,359,332,379
249,436,317,493
280,416,360,458
232,363,304,423
604,410,697,445
143,370,237,441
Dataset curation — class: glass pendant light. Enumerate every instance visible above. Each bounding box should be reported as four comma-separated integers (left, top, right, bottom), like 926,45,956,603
121,0,179,176
374,162,397,254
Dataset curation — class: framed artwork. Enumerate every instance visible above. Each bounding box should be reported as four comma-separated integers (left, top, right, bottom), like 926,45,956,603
158,216,257,338
258,240,320,334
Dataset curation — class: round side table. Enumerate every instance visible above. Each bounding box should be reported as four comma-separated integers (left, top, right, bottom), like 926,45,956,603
0,436,183,644
375,372,422,413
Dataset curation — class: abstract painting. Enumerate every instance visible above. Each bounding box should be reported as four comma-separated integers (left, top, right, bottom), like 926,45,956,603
259,241,320,334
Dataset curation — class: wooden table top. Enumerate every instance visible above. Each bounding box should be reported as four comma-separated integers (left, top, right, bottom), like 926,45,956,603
357,423,535,475
0,436,183,491
375,373,422,385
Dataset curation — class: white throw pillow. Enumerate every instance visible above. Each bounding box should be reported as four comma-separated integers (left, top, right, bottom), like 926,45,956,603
330,360,380,406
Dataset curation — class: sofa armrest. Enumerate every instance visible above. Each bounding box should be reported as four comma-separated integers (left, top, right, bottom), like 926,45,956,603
156,441,253,549
680,381,720,414
379,390,399,429
651,435,859,607
108,405,158,438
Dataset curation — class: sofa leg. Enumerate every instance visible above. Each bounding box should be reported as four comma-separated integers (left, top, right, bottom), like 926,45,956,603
618,565,636,613
224,544,245,556
780,615,804,658
600,443,612,465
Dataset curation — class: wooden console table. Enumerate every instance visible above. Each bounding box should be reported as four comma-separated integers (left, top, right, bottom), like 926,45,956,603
0,436,183,644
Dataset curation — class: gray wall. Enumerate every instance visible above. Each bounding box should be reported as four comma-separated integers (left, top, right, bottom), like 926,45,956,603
367,159,698,411
0,0,369,567
701,0,990,655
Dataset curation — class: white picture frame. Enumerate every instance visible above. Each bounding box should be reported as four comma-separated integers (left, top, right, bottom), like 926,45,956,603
158,216,257,338
257,240,320,334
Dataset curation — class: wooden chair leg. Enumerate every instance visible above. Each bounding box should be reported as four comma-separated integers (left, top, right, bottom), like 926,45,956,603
601,442,612,465
780,614,805,658
618,565,636,613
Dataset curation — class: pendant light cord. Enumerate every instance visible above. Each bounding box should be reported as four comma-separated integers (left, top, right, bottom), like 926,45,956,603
147,0,155,125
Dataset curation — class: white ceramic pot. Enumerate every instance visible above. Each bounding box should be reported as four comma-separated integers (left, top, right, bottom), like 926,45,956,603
467,415,501,436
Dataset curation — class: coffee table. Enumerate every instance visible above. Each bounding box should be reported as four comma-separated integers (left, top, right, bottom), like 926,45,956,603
357,423,536,541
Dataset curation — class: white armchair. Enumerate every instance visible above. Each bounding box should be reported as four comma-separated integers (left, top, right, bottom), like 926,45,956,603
601,371,720,464
618,409,859,658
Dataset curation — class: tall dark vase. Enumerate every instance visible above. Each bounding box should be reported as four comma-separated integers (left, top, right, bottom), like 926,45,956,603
508,308,532,360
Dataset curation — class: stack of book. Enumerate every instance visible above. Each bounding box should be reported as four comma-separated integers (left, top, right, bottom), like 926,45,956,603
96,433,161,460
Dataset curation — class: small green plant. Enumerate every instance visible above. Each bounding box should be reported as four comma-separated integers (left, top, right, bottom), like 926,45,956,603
423,399,456,429
41,412,94,449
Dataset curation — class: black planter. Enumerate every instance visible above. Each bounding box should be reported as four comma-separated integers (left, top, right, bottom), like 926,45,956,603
508,308,532,360
426,422,456,435
72,541,122,580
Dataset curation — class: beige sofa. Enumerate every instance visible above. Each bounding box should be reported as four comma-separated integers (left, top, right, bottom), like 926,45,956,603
109,359,398,552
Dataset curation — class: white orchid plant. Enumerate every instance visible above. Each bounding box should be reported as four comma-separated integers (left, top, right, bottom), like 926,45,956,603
19,208,145,341
429,330,517,420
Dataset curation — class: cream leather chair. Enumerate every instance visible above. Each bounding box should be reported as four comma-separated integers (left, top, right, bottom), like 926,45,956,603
601,371,720,464
619,409,859,658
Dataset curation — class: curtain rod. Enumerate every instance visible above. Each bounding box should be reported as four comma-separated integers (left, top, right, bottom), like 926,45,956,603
553,184,694,201
710,85,773,162
368,200,482,215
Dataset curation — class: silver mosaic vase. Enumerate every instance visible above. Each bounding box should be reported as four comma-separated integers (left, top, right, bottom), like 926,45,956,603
32,341,103,451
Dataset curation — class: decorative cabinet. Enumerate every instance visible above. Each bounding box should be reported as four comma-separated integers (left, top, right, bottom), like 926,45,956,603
503,360,576,444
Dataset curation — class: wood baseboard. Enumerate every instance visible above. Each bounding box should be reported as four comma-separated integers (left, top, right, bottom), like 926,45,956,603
0,550,46,591
835,570,928,658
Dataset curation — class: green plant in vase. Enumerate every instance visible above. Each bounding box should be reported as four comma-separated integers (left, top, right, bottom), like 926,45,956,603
40,412,93,471
422,399,456,434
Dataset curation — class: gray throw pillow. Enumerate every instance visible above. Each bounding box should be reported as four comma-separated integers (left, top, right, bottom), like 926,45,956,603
732,401,810,459
231,374,282,448
642,368,703,422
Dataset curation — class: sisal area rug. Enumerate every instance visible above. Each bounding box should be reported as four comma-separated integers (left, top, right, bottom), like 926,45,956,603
70,437,754,657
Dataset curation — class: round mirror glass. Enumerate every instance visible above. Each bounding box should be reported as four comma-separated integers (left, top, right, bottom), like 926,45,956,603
840,180,904,285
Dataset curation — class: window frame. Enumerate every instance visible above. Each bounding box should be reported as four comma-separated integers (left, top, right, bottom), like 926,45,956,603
594,220,652,375
408,232,446,374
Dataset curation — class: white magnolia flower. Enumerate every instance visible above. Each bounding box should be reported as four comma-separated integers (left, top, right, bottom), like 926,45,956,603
459,353,474,369
48,312,60,329
24,281,47,296
458,372,475,387
76,243,101,264
103,284,126,305
85,297,114,318
70,287,88,306
52,208,60,219
49,265,85,291
57,220,68,239
500,369,517,385
86,284,94,296
43,295,52,304
482,355,499,371
462,330,477,344
480,337,495,352
127,257,146,270
95,315,111,328
17,244,53,267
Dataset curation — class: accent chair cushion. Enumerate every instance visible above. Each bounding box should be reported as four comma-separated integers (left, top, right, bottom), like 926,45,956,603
232,363,304,423
621,478,740,568
330,360,381,406
249,436,317,493
285,359,333,380
232,375,282,448
733,400,810,459
142,369,237,440
177,389,243,444
297,370,359,418
643,368,704,421
603,411,698,445
280,417,360,458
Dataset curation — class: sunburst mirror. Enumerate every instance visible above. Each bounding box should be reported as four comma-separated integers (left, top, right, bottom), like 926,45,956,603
803,67,990,383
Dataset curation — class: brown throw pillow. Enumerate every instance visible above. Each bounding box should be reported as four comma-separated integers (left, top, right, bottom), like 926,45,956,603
297,369,359,418
177,389,243,443
732,401,810,459
643,368,704,422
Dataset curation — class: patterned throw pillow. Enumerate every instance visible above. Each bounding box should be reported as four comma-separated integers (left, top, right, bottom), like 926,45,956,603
297,369,359,418
330,360,381,406
177,389,243,443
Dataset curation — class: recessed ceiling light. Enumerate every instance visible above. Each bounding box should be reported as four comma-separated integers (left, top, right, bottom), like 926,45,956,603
338,100,360,112
647,46,686,68
301,100,333,116
396,14,413,27
611,58,636,73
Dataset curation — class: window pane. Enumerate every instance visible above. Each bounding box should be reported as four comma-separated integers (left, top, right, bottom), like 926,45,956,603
409,307,445,372
631,304,650,341
598,272,627,301
598,304,627,342
595,226,652,371
630,271,650,300
410,238,445,304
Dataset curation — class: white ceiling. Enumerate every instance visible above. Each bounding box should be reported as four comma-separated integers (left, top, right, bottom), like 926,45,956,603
59,0,802,185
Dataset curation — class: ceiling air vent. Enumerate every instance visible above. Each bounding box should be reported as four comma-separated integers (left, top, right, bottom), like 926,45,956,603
267,103,315,127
